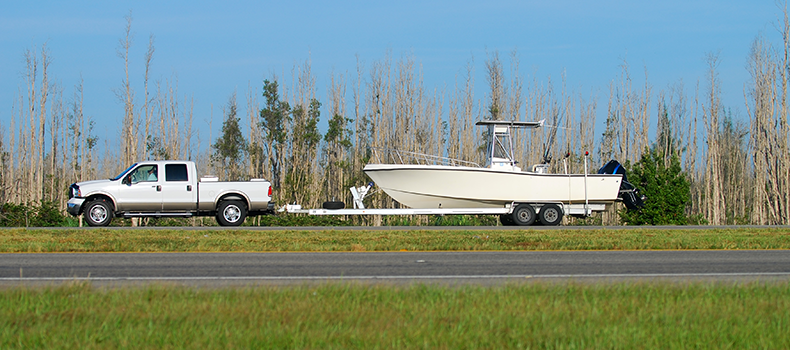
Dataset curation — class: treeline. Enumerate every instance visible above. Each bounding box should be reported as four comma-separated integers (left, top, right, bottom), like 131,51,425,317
3,11,790,226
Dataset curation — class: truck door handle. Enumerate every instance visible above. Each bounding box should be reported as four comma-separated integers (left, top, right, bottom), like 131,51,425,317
155,185,161,192
187,185,192,191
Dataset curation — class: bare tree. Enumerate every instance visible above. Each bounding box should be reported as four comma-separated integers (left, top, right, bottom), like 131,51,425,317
286,60,322,207
247,82,264,178
460,58,481,165
703,53,726,225
142,34,155,162
36,45,50,202
321,72,353,202
22,48,37,203
485,51,506,121
746,32,786,224
118,12,137,169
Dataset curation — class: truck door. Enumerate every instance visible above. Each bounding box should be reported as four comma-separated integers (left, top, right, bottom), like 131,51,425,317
117,164,163,211
161,163,197,211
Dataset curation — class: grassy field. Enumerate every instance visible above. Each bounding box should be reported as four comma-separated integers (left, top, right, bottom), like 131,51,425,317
0,227,789,252
2,282,788,349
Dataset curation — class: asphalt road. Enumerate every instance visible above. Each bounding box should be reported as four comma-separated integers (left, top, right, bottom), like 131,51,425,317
2,250,789,287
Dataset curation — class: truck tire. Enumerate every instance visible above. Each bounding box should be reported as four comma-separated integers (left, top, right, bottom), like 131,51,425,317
511,204,536,226
84,199,113,227
538,204,563,226
216,200,247,226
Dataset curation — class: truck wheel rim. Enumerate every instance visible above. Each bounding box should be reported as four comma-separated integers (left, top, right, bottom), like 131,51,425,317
90,205,107,223
224,205,241,222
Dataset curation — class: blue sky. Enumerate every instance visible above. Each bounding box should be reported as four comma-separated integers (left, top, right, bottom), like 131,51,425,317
0,1,783,152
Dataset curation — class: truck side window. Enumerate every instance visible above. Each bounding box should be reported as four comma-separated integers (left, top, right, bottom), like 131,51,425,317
130,165,158,183
165,164,189,182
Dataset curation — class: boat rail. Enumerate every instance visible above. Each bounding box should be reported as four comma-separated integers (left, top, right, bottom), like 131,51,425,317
369,147,481,168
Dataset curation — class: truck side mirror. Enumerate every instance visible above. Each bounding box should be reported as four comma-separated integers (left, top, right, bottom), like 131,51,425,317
123,175,132,186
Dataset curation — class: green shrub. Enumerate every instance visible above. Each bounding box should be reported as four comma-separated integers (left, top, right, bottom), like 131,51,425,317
0,201,76,227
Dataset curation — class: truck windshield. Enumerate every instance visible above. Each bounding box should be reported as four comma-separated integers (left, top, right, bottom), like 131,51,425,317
110,163,138,181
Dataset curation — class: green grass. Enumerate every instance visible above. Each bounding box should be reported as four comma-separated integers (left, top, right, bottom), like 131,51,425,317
1,282,788,349
0,227,789,252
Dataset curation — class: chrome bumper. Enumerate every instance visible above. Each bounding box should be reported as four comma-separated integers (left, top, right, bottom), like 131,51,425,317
67,198,85,216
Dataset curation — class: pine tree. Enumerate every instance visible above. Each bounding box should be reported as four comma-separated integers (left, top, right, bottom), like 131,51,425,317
259,79,290,190
211,94,247,181
322,113,353,191
286,98,321,205
620,147,690,225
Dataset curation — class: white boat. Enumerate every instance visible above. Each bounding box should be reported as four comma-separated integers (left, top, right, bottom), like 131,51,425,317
364,163,623,208
363,120,628,225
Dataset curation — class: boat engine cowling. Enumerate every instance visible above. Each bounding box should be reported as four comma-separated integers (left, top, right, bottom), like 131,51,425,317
597,160,646,210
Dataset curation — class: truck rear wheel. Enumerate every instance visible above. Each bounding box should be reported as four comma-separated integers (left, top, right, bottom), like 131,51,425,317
216,200,247,226
84,199,113,227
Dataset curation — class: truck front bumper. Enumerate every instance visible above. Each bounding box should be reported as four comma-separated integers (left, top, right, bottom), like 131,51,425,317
67,198,85,216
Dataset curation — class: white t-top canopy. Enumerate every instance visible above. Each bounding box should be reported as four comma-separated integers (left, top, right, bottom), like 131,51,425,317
475,119,544,128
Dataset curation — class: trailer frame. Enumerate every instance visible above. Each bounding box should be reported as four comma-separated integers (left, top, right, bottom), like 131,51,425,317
279,183,608,225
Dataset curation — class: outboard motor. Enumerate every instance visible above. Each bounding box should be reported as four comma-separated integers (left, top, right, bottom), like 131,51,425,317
598,160,646,210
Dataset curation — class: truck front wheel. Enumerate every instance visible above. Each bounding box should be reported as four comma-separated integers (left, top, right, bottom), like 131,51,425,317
216,200,247,226
84,199,113,227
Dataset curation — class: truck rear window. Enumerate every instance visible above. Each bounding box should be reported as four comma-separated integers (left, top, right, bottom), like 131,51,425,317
165,164,189,182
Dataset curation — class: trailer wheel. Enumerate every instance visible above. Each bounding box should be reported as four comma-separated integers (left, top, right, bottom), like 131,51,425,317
511,204,536,226
216,200,247,226
538,204,563,226
84,199,113,227
322,201,345,210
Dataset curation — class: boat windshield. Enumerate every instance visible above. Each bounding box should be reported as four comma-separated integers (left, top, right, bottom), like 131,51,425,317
110,163,138,181
492,134,513,160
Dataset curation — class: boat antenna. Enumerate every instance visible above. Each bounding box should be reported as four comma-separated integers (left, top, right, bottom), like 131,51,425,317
541,107,562,164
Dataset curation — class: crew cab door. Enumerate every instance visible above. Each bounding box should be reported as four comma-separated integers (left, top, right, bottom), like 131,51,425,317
117,164,163,211
161,163,197,211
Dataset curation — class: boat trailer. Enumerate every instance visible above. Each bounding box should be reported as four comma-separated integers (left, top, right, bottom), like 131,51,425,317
279,183,608,226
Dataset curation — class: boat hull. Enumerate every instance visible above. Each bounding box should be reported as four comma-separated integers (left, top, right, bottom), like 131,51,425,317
363,164,622,209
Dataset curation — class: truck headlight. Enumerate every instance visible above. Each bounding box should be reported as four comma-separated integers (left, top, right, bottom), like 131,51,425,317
69,184,81,198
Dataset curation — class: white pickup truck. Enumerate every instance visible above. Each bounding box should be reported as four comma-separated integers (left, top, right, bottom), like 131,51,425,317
67,160,274,226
